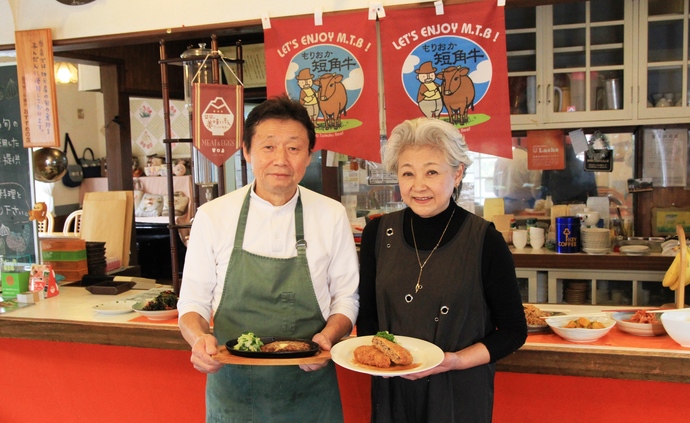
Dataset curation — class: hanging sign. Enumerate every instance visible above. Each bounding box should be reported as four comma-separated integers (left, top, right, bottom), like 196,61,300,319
192,83,244,167
526,130,564,171
379,1,512,158
263,10,381,162
584,131,613,172
14,29,60,148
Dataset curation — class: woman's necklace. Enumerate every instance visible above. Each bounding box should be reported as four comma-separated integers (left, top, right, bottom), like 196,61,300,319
407,207,455,302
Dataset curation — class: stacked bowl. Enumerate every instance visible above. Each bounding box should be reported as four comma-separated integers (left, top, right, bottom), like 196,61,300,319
581,227,611,254
86,241,107,276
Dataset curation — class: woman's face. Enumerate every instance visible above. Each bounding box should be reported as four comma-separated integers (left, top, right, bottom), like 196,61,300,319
397,145,463,218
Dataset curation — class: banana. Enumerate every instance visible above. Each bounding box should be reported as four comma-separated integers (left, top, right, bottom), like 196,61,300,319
663,252,681,288
665,251,690,291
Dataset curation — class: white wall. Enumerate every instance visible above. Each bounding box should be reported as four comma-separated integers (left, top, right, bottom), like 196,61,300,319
52,82,105,208
1,0,420,45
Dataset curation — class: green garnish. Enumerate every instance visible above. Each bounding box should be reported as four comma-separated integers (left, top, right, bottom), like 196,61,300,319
374,331,396,342
233,332,264,352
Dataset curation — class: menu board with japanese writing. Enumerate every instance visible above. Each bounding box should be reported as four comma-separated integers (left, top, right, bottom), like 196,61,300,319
14,29,60,148
0,64,36,262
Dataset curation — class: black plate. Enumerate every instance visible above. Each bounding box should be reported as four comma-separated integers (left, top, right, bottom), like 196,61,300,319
226,337,320,359
85,281,135,295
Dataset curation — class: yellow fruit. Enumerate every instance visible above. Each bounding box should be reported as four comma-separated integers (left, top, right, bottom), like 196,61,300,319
663,253,681,287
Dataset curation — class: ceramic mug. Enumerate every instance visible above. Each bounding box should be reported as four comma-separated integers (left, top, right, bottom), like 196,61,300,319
512,229,528,249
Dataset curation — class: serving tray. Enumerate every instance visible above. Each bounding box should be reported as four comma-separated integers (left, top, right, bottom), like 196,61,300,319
213,346,331,366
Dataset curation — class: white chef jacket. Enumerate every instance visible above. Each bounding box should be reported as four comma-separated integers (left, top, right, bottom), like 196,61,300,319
177,183,360,327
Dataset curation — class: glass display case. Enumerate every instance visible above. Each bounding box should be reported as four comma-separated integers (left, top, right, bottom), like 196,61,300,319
638,0,690,119
507,0,634,129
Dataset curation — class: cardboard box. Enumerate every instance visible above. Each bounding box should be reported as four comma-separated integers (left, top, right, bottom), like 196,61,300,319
44,260,88,271
42,250,87,261
40,238,86,251
1,271,30,300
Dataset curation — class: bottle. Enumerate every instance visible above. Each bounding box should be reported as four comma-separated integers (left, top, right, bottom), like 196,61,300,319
544,195,553,218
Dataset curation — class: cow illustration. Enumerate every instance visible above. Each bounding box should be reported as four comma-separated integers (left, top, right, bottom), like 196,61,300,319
313,73,348,130
439,66,475,125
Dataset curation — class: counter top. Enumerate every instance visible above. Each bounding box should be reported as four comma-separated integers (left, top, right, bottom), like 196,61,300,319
511,247,674,272
1,286,688,383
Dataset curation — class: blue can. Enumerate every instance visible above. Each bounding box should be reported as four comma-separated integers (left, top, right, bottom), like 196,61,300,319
556,216,580,253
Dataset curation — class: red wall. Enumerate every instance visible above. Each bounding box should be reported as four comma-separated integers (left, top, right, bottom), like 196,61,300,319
1,338,688,423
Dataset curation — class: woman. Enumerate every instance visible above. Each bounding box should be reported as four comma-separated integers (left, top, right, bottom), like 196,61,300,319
357,117,527,422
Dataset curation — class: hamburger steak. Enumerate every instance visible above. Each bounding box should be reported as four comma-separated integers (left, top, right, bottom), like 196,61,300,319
260,340,312,352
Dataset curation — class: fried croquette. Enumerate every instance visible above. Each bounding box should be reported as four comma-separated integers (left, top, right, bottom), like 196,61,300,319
372,336,413,365
354,345,392,368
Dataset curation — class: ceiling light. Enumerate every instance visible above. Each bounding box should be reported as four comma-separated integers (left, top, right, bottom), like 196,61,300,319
54,62,78,84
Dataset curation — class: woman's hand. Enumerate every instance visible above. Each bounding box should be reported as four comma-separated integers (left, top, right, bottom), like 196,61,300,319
401,352,460,380
190,333,223,374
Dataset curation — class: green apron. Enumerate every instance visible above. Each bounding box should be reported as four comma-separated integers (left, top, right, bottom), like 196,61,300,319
206,189,344,423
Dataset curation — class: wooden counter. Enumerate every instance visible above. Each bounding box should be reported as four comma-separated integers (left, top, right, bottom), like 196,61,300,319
1,286,688,383
2,285,689,422
511,247,674,271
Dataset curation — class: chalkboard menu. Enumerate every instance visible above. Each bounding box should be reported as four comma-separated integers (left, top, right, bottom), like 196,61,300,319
0,65,36,263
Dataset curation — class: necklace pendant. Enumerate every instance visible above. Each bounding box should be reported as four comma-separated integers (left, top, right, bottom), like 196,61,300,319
405,294,413,303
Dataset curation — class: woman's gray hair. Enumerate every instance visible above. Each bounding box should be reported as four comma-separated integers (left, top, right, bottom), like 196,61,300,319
383,118,473,174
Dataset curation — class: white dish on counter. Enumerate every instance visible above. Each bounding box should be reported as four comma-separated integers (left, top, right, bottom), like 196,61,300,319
582,247,610,255
131,301,179,321
619,245,650,255
93,300,138,315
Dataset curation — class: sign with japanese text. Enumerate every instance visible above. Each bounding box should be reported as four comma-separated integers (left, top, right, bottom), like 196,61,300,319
192,83,244,167
264,11,381,162
379,1,512,158
0,65,36,262
14,29,60,148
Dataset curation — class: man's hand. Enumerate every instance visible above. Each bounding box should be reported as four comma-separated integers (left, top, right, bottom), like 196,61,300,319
190,333,223,374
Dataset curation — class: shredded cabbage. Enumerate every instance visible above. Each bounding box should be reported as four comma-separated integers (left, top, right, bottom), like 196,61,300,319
374,331,396,343
233,332,264,352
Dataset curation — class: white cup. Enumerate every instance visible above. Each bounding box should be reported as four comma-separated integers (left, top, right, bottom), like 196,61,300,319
512,229,527,249
529,235,544,249
529,227,545,239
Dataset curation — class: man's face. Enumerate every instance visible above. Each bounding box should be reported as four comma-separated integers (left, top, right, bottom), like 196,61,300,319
243,118,312,205
298,78,312,88
417,72,436,83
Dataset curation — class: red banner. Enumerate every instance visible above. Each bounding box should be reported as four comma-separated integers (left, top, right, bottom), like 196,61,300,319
192,83,244,167
263,11,381,162
380,1,512,158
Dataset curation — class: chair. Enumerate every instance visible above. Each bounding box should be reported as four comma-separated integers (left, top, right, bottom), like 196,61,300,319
63,210,83,237
36,212,55,233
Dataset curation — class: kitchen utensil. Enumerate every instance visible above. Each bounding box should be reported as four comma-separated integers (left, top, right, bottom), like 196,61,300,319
526,76,536,114
605,78,622,110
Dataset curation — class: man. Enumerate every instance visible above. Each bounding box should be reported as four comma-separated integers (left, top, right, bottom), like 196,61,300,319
493,146,542,214
415,61,443,118
178,95,359,422
296,68,320,127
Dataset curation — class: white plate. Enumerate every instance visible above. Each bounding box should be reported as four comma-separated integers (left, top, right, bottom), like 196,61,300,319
93,300,137,315
330,335,444,376
619,245,650,255
131,301,179,321
582,247,610,255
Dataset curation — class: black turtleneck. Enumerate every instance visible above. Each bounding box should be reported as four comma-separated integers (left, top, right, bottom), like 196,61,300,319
357,201,527,363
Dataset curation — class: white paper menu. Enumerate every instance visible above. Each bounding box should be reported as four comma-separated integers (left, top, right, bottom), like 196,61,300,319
642,129,688,187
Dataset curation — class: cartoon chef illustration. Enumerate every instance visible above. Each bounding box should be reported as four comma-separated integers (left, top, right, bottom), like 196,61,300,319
415,61,443,118
296,68,320,126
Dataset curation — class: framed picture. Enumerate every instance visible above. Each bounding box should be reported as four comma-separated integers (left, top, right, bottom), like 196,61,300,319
651,207,690,237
